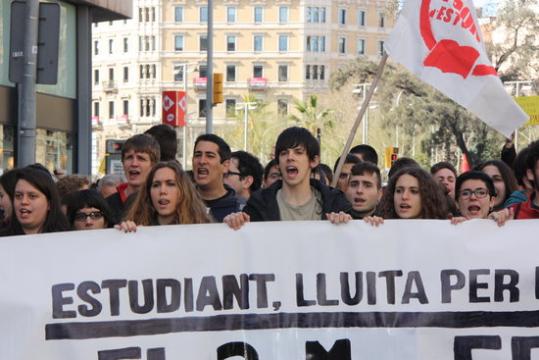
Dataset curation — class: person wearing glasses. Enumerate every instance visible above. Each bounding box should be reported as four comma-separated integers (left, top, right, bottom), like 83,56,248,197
224,151,264,206
451,171,511,226
64,189,116,230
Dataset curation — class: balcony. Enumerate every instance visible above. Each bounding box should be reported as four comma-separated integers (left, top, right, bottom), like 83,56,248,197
116,114,130,128
91,116,101,129
193,77,207,91
102,80,118,94
248,77,268,91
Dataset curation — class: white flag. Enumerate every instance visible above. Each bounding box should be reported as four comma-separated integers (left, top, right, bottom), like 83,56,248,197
385,0,528,137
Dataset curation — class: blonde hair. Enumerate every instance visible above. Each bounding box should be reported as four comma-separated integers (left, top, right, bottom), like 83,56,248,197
126,161,211,225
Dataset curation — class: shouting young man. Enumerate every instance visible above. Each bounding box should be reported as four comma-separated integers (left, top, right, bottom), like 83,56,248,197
345,162,383,219
224,127,351,228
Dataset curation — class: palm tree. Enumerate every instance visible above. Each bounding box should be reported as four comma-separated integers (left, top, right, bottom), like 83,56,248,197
288,95,334,135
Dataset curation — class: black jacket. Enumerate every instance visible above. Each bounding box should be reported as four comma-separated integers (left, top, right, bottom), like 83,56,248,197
204,186,242,222
243,179,352,221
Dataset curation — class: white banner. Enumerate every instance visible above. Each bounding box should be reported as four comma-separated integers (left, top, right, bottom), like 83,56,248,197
1,220,539,360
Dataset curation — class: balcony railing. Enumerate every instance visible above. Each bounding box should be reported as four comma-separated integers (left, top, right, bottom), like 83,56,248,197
116,114,130,128
102,80,118,93
248,77,268,90
193,77,207,90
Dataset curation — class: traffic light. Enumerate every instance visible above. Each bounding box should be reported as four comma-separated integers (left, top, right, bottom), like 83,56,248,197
213,73,223,105
384,146,399,168
106,139,124,154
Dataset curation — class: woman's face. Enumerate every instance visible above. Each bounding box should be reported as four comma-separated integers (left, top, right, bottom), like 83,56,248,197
73,206,106,230
457,179,494,219
394,174,422,219
482,165,505,207
0,184,13,222
151,168,180,222
14,179,49,234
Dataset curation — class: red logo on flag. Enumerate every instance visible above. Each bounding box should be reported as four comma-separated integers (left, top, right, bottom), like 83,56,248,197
420,0,497,78
162,91,187,127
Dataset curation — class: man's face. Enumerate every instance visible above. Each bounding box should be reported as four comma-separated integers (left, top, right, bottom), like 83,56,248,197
122,150,153,190
345,172,382,215
224,157,245,196
336,163,354,192
263,165,281,188
192,141,228,190
433,168,456,199
278,145,318,188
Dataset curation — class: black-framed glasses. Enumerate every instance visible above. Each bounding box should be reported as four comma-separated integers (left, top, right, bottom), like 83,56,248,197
74,211,104,222
459,188,489,199
224,171,242,178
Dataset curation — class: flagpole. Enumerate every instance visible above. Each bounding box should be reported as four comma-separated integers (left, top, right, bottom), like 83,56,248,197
331,53,388,188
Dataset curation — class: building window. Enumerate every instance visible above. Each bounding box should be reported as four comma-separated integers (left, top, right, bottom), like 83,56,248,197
108,68,114,81
253,35,263,52
379,13,385,27
339,37,346,54
307,7,326,23
253,65,263,78
339,8,346,25
254,6,263,23
226,65,236,82
151,64,156,79
279,6,288,23
199,64,208,78
123,37,128,52
227,7,236,23
94,40,99,55
145,65,150,79
200,35,208,51
305,65,310,80
357,39,365,55
175,35,184,51
199,99,207,118
278,65,288,82
145,36,150,51
278,99,288,115
227,35,236,52
151,36,156,51
320,65,325,80
139,8,143,22
145,8,150,22
93,102,99,117
379,40,385,56
123,100,129,116
151,7,155,22
140,99,145,116
313,65,319,80
307,35,325,52
123,67,129,82
226,99,236,117
200,6,208,22
93,69,99,85
312,7,319,22
138,36,142,51
174,6,183,22
109,101,114,119
139,65,144,79
174,63,185,82
278,35,288,52
358,10,366,26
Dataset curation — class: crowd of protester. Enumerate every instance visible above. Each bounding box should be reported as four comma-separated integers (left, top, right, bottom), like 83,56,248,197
0,123,537,237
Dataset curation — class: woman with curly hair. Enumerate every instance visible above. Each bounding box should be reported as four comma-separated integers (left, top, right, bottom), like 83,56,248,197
118,161,211,231
475,160,518,211
365,167,449,225
64,189,116,230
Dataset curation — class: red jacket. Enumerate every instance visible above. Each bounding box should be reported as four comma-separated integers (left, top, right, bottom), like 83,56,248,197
511,192,539,219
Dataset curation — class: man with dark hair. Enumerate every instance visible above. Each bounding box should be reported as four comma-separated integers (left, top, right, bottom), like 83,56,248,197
224,151,264,203
192,134,241,221
263,159,281,188
224,127,351,228
430,161,457,199
349,144,379,165
511,140,539,219
106,134,160,221
345,162,382,219
145,124,178,162
333,154,361,191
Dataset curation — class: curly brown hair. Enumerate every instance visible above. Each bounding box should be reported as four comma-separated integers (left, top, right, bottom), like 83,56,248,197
126,161,212,225
379,167,449,219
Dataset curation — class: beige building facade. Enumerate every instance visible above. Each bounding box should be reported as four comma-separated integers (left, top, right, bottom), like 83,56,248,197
92,0,392,172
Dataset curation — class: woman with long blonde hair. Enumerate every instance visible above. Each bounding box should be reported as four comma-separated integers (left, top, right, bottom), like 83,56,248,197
118,161,211,231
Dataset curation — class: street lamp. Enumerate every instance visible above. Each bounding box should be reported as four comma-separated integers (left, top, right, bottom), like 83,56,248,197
236,101,257,151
